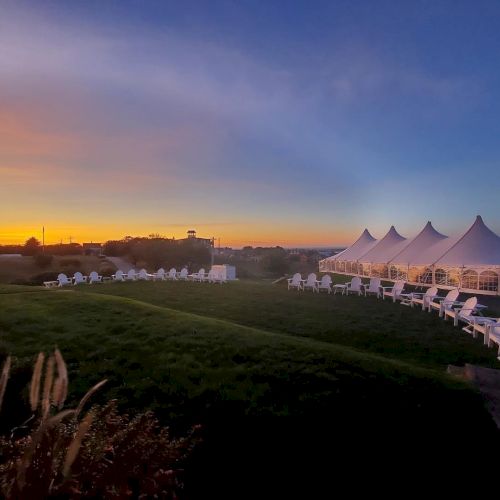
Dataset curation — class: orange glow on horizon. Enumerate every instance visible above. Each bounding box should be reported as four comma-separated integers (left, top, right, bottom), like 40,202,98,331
0,223,355,248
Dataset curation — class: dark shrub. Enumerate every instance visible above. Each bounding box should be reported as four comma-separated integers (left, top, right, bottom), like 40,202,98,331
60,258,81,268
34,254,53,268
99,266,116,277
0,352,200,499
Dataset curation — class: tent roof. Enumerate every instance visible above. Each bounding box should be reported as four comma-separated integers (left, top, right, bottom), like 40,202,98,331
433,216,500,267
389,221,449,266
358,226,409,264
329,228,378,262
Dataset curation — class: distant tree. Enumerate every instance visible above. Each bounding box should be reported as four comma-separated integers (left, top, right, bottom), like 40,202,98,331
34,254,53,268
263,248,289,276
23,237,41,256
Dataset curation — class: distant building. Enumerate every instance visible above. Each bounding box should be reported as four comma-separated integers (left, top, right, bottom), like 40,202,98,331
177,230,214,248
82,243,103,256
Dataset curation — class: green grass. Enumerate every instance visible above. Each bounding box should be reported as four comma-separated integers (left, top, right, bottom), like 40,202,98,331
78,279,500,370
0,280,497,430
1,279,498,494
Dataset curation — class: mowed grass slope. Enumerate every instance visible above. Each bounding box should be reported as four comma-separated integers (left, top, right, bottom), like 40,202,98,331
0,282,498,435
2,282,499,494
79,279,500,370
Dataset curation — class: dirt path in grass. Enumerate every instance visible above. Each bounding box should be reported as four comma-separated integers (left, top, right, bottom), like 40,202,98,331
449,364,500,428
106,256,133,272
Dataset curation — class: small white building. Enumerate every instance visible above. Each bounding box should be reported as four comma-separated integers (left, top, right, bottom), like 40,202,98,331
211,265,236,281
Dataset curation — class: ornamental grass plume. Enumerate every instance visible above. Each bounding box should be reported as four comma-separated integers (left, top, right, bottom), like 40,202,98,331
0,349,199,499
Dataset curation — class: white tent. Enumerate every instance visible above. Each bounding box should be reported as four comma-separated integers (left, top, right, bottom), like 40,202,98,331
434,216,500,267
318,216,500,295
319,229,377,273
358,226,409,264
390,221,448,266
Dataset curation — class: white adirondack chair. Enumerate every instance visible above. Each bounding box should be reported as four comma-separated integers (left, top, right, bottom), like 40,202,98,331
192,268,205,282
318,275,332,294
427,289,460,317
362,277,381,297
206,269,216,283
462,315,499,341
88,271,103,284
345,276,363,296
112,270,125,282
303,273,318,292
57,273,72,287
407,286,439,310
152,268,165,281
73,272,87,285
287,273,302,291
381,280,406,302
166,268,177,280
486,322,500,359
138,269,150,280
444,297,478,327
178,268,189,280
125,269,137,281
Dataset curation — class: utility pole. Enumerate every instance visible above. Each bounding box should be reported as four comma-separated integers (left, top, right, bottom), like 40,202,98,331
42,226,45,253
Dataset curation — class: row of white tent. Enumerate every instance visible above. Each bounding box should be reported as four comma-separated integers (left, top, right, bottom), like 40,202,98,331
319,216,500,295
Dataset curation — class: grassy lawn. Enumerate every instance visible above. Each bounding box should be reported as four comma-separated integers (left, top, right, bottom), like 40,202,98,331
0,280,498,493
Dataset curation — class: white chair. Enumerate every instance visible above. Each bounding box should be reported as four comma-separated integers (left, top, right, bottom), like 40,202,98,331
178,268,189,280
303,273,318,292
200,269,212,282
287,273,302,291
57,273,72,287
112,270,125,282
125,269,137,281
137,269,150,280
462,316,499,341
206,269,216,283
444,297,478,327
404,286,439,309
362,277,381,298
427,289,460,317
318,275,332,294
152,268,165,281
381,280,406,302
486,322,500,360
191,268,205,282
345,276,363,296
88,271,103,284
166,268,177,280
73,272,87,285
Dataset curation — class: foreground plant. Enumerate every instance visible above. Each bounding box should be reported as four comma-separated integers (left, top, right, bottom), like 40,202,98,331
0,351,199,499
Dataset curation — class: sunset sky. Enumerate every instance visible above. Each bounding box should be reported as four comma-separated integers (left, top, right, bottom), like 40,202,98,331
1,0,500,247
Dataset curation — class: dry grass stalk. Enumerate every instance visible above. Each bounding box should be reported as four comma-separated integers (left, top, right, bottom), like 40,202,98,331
41,356,55,420
53,348,68,409
30,352,45,412
0,356,11,413
62,411,93,477
74,379,107,418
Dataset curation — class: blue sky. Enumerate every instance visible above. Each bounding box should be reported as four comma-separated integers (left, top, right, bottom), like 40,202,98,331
1,0,499,246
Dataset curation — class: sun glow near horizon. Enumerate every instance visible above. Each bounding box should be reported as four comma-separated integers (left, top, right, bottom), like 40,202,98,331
0,222,356,249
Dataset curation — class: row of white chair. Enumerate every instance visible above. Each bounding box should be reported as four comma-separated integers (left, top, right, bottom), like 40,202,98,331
44,267,227,287
287,273,500,359
111,267,226,284
44,271,104,287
